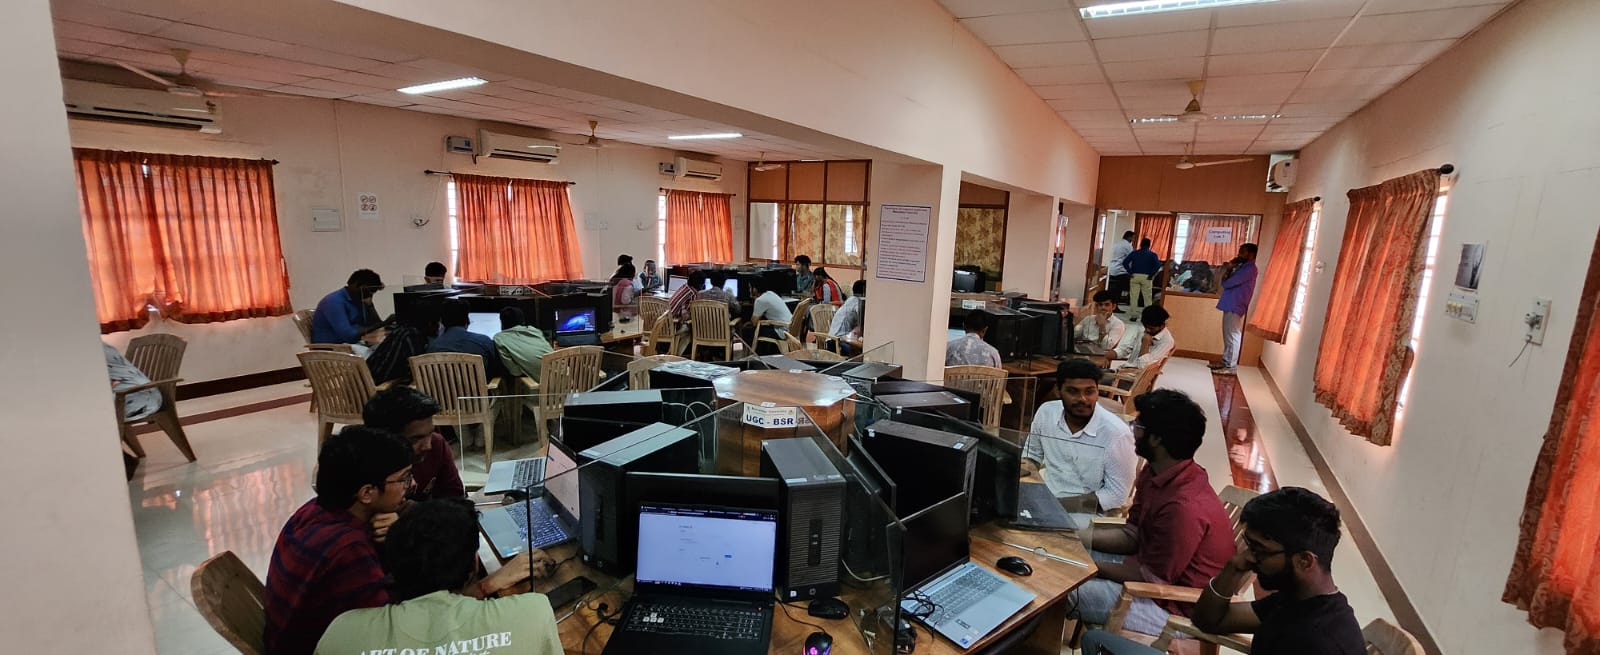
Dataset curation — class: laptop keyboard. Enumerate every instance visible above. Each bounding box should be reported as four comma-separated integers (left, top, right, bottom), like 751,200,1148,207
625,602,764,641
510,459,545,489
926,567,1005,626
506,501,569,549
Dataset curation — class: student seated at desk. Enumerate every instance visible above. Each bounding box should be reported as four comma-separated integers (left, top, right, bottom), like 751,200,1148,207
698,270,741,318
946,311,1003,368
1072,390,1234,637
312,269,385,355
315,498,562,655
1075,290,1126,351
828,279,866,353
794,254,815,296
747,276,794,355
364,387,465,502
365,314,437,386
404,261,449,292
638,259,663,293
665,270,703,322
612,262,638,321
1110,305,1174,372
428,299,507,380
1021,359,1136,514
812,267,844,305
493,307,554,381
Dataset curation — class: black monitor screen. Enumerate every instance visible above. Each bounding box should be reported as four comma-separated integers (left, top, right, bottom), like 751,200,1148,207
901,493,970,591
952,270,979,293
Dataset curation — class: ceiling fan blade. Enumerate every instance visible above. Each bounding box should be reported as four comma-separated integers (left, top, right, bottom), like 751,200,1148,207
1191,158,1253,167
116,61,174,87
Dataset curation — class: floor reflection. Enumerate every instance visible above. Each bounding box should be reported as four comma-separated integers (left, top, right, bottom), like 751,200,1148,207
1212,373,1277,493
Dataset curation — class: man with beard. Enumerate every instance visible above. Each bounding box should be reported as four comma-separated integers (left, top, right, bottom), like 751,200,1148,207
1069,390,1234,637
1021,359,1137,514
1079,487,1363,654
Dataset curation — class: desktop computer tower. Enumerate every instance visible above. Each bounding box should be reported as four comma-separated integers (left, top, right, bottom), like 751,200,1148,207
559,389,663,453
578,423,702,575
1021,302,1072,359
874,390,976,422
884,410,1019,524
759,438,846,602
648,360,740,390
978,307,1026,361
860,419,979,518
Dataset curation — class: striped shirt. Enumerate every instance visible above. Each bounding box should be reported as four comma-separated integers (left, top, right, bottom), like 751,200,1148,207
665,284,697,320
264,500,389,655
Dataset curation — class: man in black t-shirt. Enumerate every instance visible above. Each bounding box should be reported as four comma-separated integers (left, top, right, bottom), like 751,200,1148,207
1191,487,1365,654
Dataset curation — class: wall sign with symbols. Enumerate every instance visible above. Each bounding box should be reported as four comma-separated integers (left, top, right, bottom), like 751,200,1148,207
742,403,799,429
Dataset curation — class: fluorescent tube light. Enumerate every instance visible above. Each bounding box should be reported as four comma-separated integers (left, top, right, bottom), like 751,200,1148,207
1080,0,1279,20
1215,113,1282,121
667,133,743,140
397,77,487,94
1129,116,1180,124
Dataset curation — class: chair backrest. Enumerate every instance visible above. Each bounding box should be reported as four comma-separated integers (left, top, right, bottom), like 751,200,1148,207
808,303,837,336
627,354,686,389
191,550,265,655
540,346,606,417
306,343,355,354
795,347,846,362
788,299,814,339
689,300,732,344
1363,618,1423,655
407,353,492,421
639,296,668,333
297,351,376,423
945,365,1006,429
126,333,187,381
1218,485,1262,548
1114,357,1167,413
648,315,675,350
290,309,315,344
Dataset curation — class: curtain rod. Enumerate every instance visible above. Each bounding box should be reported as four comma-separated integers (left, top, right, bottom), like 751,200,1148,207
424,169,576,185
659,187,735,194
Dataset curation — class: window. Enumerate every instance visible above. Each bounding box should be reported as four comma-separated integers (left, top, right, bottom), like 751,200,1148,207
1396,189,1450,414
1174,218,1192,263
1290,204,1321,325
658,192,668,267
448,179,460,274
746,160,870,267
843,206,858,255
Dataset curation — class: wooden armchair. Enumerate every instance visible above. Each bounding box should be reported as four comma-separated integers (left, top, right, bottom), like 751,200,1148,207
538,346,605,445
1100,357,1167,418
640,296,668,335
789,298,814,340
807,303,840,352
627,354,686,389
945,365,1006,430
689,300,739,360
408,353,497,471
290,309,315,344
118,334,196,462
298,350,379,447
754,319,802,354
191,550,265,655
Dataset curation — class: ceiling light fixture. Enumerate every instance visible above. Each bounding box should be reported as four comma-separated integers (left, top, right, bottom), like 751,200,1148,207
1080,0,1279,20
667,132,744,140
397,77,487,94
1130,116,1180,125
1215,113,1282,121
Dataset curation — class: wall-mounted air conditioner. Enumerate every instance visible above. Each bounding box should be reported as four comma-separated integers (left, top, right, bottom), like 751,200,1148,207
1267,155,1297,192
674,156,723,181
476,129,561,164
63,79,221,133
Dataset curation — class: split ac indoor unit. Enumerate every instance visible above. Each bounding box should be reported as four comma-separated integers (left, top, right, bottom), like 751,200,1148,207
476,129,561,164
63,79,221,133
674,156,723,181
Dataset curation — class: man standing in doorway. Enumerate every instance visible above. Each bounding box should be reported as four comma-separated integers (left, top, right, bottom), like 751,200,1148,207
1109,231,1135,305
1213,243,1258,376
1123,238,1162,319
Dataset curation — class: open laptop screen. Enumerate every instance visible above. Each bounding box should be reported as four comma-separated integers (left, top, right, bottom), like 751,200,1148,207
635,504,777,593
902,493,971,591
467,312,501,338
555,307,597,335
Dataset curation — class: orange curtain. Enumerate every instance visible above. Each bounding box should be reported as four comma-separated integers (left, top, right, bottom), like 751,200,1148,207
1505,228,1600,655
74,149,290,333
1135,213,1176,260
666,189,734,263
1247,199,1316,343
454,174,583,283
1312,169,1441,446
1182,214,1254,264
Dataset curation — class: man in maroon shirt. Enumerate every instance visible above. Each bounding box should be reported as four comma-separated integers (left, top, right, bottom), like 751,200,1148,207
363,386,466,503
1073,389,1235,636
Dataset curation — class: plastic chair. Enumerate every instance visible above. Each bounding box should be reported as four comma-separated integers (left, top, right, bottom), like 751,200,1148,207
298,350,378,447
1100,358,1167,418
755,319,801,355
808,303,837,341
290,309,314,344
640,296,668,335
538,346,605,445
408,352,497,471
191,551,265,655
117,335,196,462
689,300,738,361
945,365,1006,430
789,298,814,340
627,354,686,389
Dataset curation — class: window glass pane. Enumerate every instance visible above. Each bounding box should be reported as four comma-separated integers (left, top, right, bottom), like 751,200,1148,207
954,207,1006,279
749,202,781,261
824,204,865,266
788,203,825,264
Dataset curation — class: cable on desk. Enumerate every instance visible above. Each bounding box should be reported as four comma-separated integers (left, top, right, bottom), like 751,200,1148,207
840,555,892,583
779,600,832,637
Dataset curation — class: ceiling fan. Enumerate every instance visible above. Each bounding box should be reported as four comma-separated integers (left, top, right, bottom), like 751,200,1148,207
113,48,252,98
753,151,784,172
583,120,603,149
1174,142,1252,170
1134,79,1210,124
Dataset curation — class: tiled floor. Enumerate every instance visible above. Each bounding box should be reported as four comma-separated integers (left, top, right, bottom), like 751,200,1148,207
129,361,1397,653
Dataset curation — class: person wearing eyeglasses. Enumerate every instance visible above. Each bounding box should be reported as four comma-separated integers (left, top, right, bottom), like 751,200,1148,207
1069,390,1235,638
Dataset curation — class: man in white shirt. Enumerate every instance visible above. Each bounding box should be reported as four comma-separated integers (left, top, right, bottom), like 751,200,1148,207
748,277,794,354
829,280,865,338
1022,359,1138,514
1112,305,1175,371
1075,290,1126,350
946,311,1003,368
1108,231,1135,306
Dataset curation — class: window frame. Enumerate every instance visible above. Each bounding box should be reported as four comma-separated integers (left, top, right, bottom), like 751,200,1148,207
745,159,872,269
1289,203,1322,325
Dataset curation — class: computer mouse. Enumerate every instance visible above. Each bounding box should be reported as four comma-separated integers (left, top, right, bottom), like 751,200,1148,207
807,596,849,620
804,631,833,655
997,555,1033,576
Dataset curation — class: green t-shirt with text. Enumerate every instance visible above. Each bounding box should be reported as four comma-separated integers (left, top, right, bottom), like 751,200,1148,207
315,590,562,655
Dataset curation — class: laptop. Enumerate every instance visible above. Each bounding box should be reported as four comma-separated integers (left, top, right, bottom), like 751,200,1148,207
899,493,1035,649
482,456,548,496
600,503,778,655
478,443,581,560
555,307,602,346
1072,340,1108,357
1009,482,1079,531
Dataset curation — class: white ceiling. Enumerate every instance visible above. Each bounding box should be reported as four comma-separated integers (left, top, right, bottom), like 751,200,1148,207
941,0,1515,156
49,1,852,162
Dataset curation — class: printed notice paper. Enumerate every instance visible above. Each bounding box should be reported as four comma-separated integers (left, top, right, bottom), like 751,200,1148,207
876,204,932,283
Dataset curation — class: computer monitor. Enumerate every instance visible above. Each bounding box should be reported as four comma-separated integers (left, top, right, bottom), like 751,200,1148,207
667,275,689,293
952,269,980,293
634,503,778,594
901,493,971,592
466,312,501,338
554,307,597,335
699,276,740,296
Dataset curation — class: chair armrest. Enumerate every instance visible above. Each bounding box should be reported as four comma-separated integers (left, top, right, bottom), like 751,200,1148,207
1091,516,1127,527
520,376,539,391
1123,581,1203,605
375,380,397,392
1162,616,1253,653
114,378,182,398
487,377,501,392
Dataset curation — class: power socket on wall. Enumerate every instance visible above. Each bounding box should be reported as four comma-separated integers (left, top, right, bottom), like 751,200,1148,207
1525,298,1552,345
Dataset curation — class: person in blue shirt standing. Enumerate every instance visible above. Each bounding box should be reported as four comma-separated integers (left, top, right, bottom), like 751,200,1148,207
1213,243,1258,375
1122,238,1163,320
312,269,384,353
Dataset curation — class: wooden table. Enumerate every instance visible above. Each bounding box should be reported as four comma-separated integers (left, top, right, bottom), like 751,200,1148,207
712,369,858,475
602,312,645,354
550,523,1095,655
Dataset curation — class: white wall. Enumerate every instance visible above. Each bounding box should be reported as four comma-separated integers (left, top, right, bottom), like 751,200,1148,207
1261,0,1593,652
1060,203,1097,305
72,97,743,383
1002,192,1057,299
1,1,156,651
